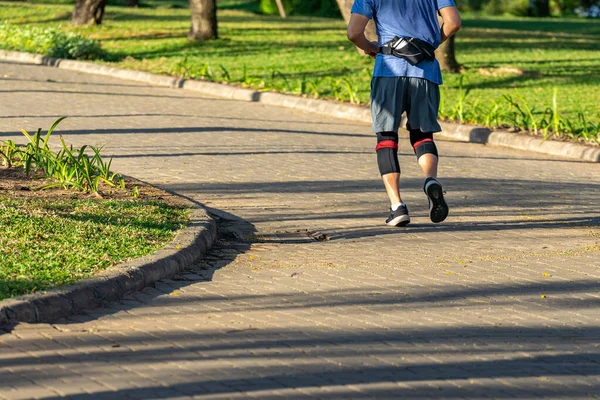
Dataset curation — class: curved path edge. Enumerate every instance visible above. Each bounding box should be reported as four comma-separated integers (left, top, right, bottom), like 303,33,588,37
1,49,598,163
0,202,218,327
2,49,599,163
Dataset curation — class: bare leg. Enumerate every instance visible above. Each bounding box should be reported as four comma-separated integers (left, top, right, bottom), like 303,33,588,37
382,172,403,205
419,153,448,223
418,154,438,178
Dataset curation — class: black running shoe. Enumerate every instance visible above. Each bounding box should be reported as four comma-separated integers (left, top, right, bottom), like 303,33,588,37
424,178,449,223
386,204,411,227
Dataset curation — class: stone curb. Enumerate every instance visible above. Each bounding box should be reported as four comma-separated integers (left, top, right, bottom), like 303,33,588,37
438,121,600,163
1,49,598,162
0,204,217,327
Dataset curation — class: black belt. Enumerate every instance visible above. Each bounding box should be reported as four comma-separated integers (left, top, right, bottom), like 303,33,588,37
378,36,436,66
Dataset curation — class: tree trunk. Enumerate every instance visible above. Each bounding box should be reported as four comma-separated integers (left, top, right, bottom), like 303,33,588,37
189,0,218,41
126,0,139,7
72,0,107,25
275,0,286,19
335,0,377,55
436,35,460,72
529,0,551,17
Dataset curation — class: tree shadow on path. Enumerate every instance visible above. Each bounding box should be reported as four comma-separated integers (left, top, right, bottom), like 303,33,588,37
163,176,600,240
2,278,599,398
1,199,598,398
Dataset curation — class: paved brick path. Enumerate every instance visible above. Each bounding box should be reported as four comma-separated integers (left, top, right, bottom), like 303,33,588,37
1,61,599,399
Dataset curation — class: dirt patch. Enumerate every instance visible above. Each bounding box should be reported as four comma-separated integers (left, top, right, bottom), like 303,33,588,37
477,66,542,78
0,166,187,207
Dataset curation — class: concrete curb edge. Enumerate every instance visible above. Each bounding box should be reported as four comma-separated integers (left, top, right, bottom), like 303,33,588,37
0,204,217,327
438,122,600,163
1,49,598,163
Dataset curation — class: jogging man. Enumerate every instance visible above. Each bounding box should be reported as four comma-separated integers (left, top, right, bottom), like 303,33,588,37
347,0,461,226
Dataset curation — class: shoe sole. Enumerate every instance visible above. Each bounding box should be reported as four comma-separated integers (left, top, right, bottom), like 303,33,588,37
425,181,449,223
386,214,411,227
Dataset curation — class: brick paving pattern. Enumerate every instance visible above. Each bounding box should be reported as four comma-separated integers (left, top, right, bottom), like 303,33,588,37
0,61,599,399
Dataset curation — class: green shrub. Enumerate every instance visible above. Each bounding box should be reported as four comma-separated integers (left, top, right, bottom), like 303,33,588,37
455,0,490,11
483,0,529,15
18,117,125,193
459,0,576,15
0,22,103,60
259,0,341,18
552,0,580,15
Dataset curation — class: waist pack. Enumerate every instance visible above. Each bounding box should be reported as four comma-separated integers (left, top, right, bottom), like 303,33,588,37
378,36,436,65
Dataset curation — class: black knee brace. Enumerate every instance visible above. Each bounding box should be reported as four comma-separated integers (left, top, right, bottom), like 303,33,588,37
376,132,400,175
409,129,438,159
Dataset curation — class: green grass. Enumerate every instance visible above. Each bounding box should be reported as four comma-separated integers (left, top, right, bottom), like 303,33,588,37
452,18,599,122
0,21,103,59
0,197,189,300
0,2,598,141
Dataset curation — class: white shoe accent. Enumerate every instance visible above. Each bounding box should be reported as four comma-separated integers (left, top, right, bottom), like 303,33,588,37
387,214,411,227
424,179,440,193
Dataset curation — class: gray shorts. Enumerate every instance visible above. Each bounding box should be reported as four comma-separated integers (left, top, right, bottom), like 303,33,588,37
371,77,441,133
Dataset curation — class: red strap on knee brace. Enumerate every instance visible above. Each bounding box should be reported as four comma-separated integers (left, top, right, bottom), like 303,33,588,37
412,138,433,151
376,140,398,151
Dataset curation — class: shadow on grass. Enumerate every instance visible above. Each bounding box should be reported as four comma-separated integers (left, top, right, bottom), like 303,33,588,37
44,209,187,233
11,12,71,25
105,11,189,22
459,36,599,53
102,31,188,42
0,279,42,303
463,18,600,36
113,38,350,60
458,68,600,91
0,196,187,302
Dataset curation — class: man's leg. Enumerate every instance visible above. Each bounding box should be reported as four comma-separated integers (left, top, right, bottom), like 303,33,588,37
376,132,410,226
410,129,448,223
371,77,411,226
377,132,402,204
418,154,438,178
410,129,438,178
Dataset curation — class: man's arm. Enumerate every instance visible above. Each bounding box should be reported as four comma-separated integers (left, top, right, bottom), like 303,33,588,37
347,13,378,58
438,6,462,44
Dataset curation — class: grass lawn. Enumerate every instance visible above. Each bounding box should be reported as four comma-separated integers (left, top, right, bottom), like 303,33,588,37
0,195,189,300
0,116,189,301
0,1,599,141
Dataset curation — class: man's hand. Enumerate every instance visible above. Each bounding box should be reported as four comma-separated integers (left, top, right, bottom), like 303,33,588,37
347,13,378,57
364,40,378,58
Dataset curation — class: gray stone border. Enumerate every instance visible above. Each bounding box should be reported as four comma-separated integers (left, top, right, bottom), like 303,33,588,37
0,204,217,327
438,121,600,162
1,49,598,162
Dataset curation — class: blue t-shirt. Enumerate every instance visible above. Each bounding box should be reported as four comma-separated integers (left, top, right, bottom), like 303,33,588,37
351,0,456,84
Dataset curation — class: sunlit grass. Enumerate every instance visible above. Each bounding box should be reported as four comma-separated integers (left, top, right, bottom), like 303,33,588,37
1,2,598,137
0,196,189,300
